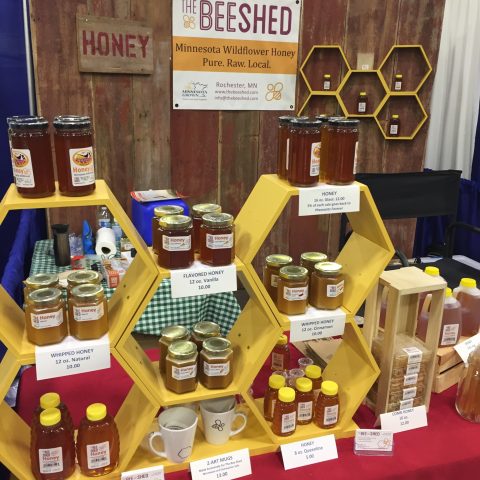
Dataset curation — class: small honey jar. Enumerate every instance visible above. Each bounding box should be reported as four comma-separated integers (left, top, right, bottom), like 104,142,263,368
67,270,101,299
309,262,344,310
263,254,293,302
300,252,328,276
199,212,235,266
191,321,221,350
277,266,309,315
159,325,190,374
157,215,194,269
152,205,184,254
165,340,198,394
192,203,222,252
199,337,233,389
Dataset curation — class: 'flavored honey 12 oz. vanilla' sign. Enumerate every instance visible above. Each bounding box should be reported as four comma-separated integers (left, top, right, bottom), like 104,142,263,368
172,0,301,110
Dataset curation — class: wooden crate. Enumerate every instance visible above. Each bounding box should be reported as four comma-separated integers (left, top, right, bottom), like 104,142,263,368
433,337,466,393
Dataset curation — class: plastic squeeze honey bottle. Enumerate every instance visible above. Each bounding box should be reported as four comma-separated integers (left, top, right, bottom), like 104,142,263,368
314,380,340,429
272,386,297,436
454,278,480,336
295,377,314,425
264,374,286,421
271,334,290,371
33,393,73,437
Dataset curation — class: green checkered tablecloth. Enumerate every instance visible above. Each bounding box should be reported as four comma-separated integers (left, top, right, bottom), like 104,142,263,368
30,240,241,336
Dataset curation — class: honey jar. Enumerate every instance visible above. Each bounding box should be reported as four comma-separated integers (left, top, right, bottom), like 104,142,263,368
388,114,400,137
67,270,101,299
263,254,293,302
199,213,235,266
159,325,190,373
271,386,297,436
357,92,368,114
314,380,340,428
192,203,222,252
165,340,198,394
309,262,344,310
24,273,59,298
394,74,403,91
157,215,194,269
271,334,290,371
191,321,221,350
276,116,296,180
25,288,67,346
277,266,309,315
152,205,184,254
300,252,328,276
295,377,314,425
323,74,331,91
69,283,108,340
199,337,233,389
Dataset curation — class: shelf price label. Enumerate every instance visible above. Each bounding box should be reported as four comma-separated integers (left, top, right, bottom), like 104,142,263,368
35,334,110,380
170,261,237,298
190,448,251,480
289,307,346,342
454,333,480,364
380,406,428,434
298,184,360,216
280,434,338,470
354,429,394,455
121,465,164,480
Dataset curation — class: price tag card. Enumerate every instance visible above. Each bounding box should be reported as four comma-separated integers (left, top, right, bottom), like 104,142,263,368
35,334,110,380
289,307,346,342
280,434,338,470
380,406,428,434
454,333,480,364
190,448,251,480
298,184,360,216
121,465,164,480
354,429,394,456
170,261,237,298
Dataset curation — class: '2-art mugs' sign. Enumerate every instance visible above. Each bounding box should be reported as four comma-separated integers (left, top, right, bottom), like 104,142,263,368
76,15,153,74
172,0,301,110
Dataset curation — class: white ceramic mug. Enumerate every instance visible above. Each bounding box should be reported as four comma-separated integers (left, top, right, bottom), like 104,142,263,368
148,407,198,463
200,396,247,445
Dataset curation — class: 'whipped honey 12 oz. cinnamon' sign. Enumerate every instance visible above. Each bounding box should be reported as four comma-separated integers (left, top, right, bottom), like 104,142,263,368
172,0,301,110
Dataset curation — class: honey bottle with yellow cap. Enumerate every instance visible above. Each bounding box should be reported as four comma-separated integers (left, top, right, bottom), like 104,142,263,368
295,377,314,425
30,407,75,480
305,365,323,401
33,393,73,436
454,278,480,336
271,334,290,371
357,92,368,114
77,403,120,476
264,374,286,421
388,114,400,136
314,380,340,429
272,386,297,436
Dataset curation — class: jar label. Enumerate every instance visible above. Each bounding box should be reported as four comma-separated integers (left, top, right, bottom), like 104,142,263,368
389,124,398,135
87,441,110,470
271,274,279,288
203,361,230,377
69,146,95,186
441,323,459,346
73,303,104,322
39,447,63,474
281,411,296,433
206,233,233,249
11,148,35,188
310,142,321,176
403,347,422,364
162,235,191,251
31,308,64,329
326,280,344,298
172,363,197,380
323,80,331,90
283,286,308,302
399,398,414,409
271,351,284,370
323,404,339,426
394,81,402,91
297,400,313,421
402,386,417,400
406,363,421,375
285,138,290,171
358,101,366,113
403,373,418,386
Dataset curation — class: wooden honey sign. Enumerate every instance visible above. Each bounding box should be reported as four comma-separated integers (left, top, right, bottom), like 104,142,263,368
76,14,153,74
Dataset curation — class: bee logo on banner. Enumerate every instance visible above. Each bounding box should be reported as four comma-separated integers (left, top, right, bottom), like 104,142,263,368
172,0,301,110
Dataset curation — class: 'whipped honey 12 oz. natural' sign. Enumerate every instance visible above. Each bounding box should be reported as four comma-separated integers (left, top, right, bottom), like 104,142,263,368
172,0,301,110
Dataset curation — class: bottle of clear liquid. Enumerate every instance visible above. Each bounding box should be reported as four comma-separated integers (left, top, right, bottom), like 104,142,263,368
96,206,111,229
454,278,480,337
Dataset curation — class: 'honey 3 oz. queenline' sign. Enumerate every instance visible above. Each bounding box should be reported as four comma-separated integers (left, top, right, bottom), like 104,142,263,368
172,0,301,110
76,14,153,74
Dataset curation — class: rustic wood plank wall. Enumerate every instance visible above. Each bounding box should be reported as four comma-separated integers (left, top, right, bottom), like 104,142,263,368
30,0,445,260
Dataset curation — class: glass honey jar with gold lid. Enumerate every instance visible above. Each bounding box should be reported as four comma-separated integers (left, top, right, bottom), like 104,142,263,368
24,273,59,298
152,205,184,254
263,254,293,302
191,321,221,350
67,270,101,299
159,325,190,374
310,262,344,310
300,252,328,276
199,337,233,389
158,214,194,269
192,203,222,252
277,266,309,315
199,213,235,266
165,340,198,394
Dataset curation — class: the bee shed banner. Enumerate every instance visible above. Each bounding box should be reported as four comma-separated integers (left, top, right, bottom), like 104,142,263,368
172,0,301,110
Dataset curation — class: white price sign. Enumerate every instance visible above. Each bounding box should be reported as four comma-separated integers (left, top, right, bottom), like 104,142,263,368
280,434,338,470
190,448,251,480
289,307,346,342
298,184,360,216
122,465,164,480
170,261,237,298
35,335,110,380
380,406,428,434
354,429,394,454
454,333,480,364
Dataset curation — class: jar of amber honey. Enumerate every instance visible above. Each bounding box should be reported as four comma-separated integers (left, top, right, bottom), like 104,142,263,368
165,340,198,394
192,203,222,252
271,334,290,371
25,288,67,346
191,321,221,350
24,273,59,299
357,92,368,114
305,365,323,401
317,116,333,183
272,386,297,436
314,380,339,429
277,266,309,315
158,215,193,269
152,205,184,254
69,284,108,340
53,115,95,196
310,262,344,310
295,377,314,425
199,213,234,266
159,325,190,374
276,116,296,180
264,374,286,421
9,117,55,198
199,337,233,389
288,118,322,187
67,270,101,299
263,254,292,302
300,252,328,276
388,114,400,137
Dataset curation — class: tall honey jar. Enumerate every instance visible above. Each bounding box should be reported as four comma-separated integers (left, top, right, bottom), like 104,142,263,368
157,215,194,269
300,252,328,276
199,213,235,266
69,283,108,340
272,386,297,436
314,380,340,429
263,254,292,302
24,273,59,299
165,340,198,394
25,288,67,346
276,116,296,180
277,266,309,315
53,115,96,196
199,337,233,389
152,205,184,254
192,203,222,252
310,262,344,310
67,270,101,299
191,321,221,350
159,325,190,374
